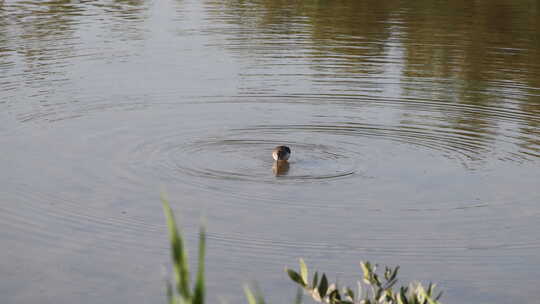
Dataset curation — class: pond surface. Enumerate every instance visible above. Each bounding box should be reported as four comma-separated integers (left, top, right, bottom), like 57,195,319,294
1,0,540,303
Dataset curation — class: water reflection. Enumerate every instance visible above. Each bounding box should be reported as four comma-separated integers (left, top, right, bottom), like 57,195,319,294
91,0,148,41
272,160,289,176
0,0,148,122
204,0,540,161
398,0,540,158
0,0,80,88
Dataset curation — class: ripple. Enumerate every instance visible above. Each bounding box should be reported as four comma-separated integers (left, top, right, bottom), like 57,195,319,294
173,139,356,182
238,122,517,167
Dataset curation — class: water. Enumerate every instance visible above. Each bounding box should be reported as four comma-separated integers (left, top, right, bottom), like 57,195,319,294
1,0,539,303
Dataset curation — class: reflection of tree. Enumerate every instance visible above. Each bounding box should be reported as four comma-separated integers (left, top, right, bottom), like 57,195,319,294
518,3,540,157
99,0,145,14
518,98,540,158
398,0,540,158
0,0,147,118
0,0,10,71
304,0,398,75
92,0,148,41
1,0,147,79
208,0,539,86
206,0,540,160
206,0,398,75
5,1,82,87
208,0,540,90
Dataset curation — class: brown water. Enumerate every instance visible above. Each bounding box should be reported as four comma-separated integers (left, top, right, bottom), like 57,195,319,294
1,0,540,303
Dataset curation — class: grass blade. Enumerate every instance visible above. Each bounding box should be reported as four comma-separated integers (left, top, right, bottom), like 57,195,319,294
162,195,191,300
244,285,257,304
193,225,206,304
254,284,266,304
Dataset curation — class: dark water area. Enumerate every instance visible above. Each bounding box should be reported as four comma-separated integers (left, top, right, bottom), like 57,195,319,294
1,0,539,303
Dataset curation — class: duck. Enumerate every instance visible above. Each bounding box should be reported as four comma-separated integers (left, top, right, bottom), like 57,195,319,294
272,145,291,161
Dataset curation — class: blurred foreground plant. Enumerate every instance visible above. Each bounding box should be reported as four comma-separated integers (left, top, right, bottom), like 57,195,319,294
162,196,205,304
286,259,442,304
162,196,443,304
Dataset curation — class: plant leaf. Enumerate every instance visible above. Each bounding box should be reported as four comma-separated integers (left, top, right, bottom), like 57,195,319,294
192,225,206,304
287,269,306,287
318,274,328,298
391,266,400,281
312,271,319,289
345,287,354,300
162,195,191,300
254,284,266,304
328,289,340,301
244,285,257,304
299,259,308,286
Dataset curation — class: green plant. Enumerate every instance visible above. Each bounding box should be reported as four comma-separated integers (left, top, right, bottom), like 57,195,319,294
162,196,443,304
162,196,206,304
286,259,443,304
